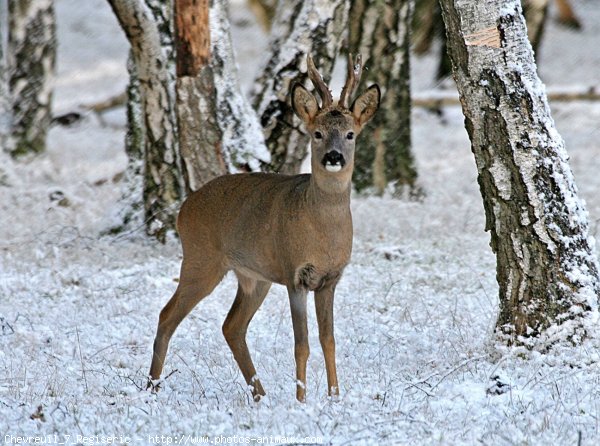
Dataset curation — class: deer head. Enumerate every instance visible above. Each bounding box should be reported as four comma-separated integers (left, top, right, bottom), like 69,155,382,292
291,54,380,191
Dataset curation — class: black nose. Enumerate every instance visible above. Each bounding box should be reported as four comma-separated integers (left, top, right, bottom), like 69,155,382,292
322,151,346,167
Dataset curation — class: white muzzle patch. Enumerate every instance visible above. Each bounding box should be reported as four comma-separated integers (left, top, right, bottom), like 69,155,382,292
325,163,343,172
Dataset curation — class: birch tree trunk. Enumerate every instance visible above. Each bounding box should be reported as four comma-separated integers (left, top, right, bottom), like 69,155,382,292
252,0,349,174
175,0,269,192
0,0,13,185
175,0,226,192
348,0,419,197
108,0,183,242
8,0,56,157
106,53,145,234
209,0,270,175
0,0,11,154
439,0,600,348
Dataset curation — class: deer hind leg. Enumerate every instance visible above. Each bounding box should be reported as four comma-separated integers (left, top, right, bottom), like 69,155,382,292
315,284,339,398
288,286,309,402
149,259,226,386
222,273,271,402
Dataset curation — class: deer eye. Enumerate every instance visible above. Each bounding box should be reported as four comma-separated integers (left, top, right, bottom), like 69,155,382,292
314,131,323,139
346,132,354,140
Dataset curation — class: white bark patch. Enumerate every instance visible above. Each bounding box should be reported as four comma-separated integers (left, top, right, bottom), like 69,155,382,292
488,158,512,200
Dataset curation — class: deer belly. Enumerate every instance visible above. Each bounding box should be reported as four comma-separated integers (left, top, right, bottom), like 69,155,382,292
233,265,278,284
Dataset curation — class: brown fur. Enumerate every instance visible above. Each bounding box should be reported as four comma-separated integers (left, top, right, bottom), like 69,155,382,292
148,58,380,402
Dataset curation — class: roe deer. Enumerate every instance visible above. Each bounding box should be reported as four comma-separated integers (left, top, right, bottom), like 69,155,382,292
148,54,380,402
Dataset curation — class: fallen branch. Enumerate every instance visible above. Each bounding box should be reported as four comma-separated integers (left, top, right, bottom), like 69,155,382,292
413,85,600,108
84,91,127,113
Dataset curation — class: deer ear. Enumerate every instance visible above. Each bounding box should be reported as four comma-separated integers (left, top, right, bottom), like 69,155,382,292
292,84,319,123
351,84,380,127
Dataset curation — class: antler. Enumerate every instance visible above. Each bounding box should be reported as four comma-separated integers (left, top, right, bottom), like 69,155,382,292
307,54,333,109
339,53,363,109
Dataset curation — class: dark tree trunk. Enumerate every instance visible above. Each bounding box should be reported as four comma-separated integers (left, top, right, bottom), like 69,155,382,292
440,0,600,348
252,0,349,174
8,0,56,157
413,0,439,55
522,0,550,57
554,0,581,29
108,0,183,242
348,0,419,197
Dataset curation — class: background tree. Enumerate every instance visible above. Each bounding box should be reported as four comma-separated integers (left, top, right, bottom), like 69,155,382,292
109,0,268,239
439,0,600,347
348,0,419,197
176,0,269,192
0,0,15,186
252,0,349,174
0,0,11,154
521,0,550,56
175,0,225,192
209,0,270,175
7,0,56,157
108,0,183,241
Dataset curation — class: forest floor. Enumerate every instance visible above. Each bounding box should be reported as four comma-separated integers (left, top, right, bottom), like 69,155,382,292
2,0,600,445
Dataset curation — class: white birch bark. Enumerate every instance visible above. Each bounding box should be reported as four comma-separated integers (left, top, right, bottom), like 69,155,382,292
108,0,183,242
209,0,270,173
0,0,11,154
8,0,56,157
440,0,600,348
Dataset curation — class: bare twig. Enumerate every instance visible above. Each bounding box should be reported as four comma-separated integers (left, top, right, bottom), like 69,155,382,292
76,326,89,393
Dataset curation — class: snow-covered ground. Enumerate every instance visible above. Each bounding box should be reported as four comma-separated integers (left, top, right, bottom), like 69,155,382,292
2,1,600,444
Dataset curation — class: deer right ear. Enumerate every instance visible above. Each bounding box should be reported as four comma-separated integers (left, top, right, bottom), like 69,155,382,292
351,84,380,128
292,84,319,124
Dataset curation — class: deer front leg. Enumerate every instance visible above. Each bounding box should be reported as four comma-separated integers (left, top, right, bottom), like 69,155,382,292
315,284,339,398
288,287,309,402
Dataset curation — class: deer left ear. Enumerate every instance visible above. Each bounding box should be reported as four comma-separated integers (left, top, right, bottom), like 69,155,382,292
351,85,380,128
292,83,319,124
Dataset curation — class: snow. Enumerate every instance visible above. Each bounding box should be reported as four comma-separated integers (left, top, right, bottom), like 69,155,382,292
1,0,600,444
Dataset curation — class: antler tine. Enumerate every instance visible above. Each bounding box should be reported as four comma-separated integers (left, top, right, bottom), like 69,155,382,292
339,53,363,109
307,54,333,108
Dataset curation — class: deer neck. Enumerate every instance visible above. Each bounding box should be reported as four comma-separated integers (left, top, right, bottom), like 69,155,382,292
307,161,353,214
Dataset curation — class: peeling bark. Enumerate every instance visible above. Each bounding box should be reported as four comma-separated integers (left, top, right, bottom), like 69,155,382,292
8,0,56,157
175,0,225,192
252,0,349,174
349,0,419,197
440,0,600,348
175,0,268,192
